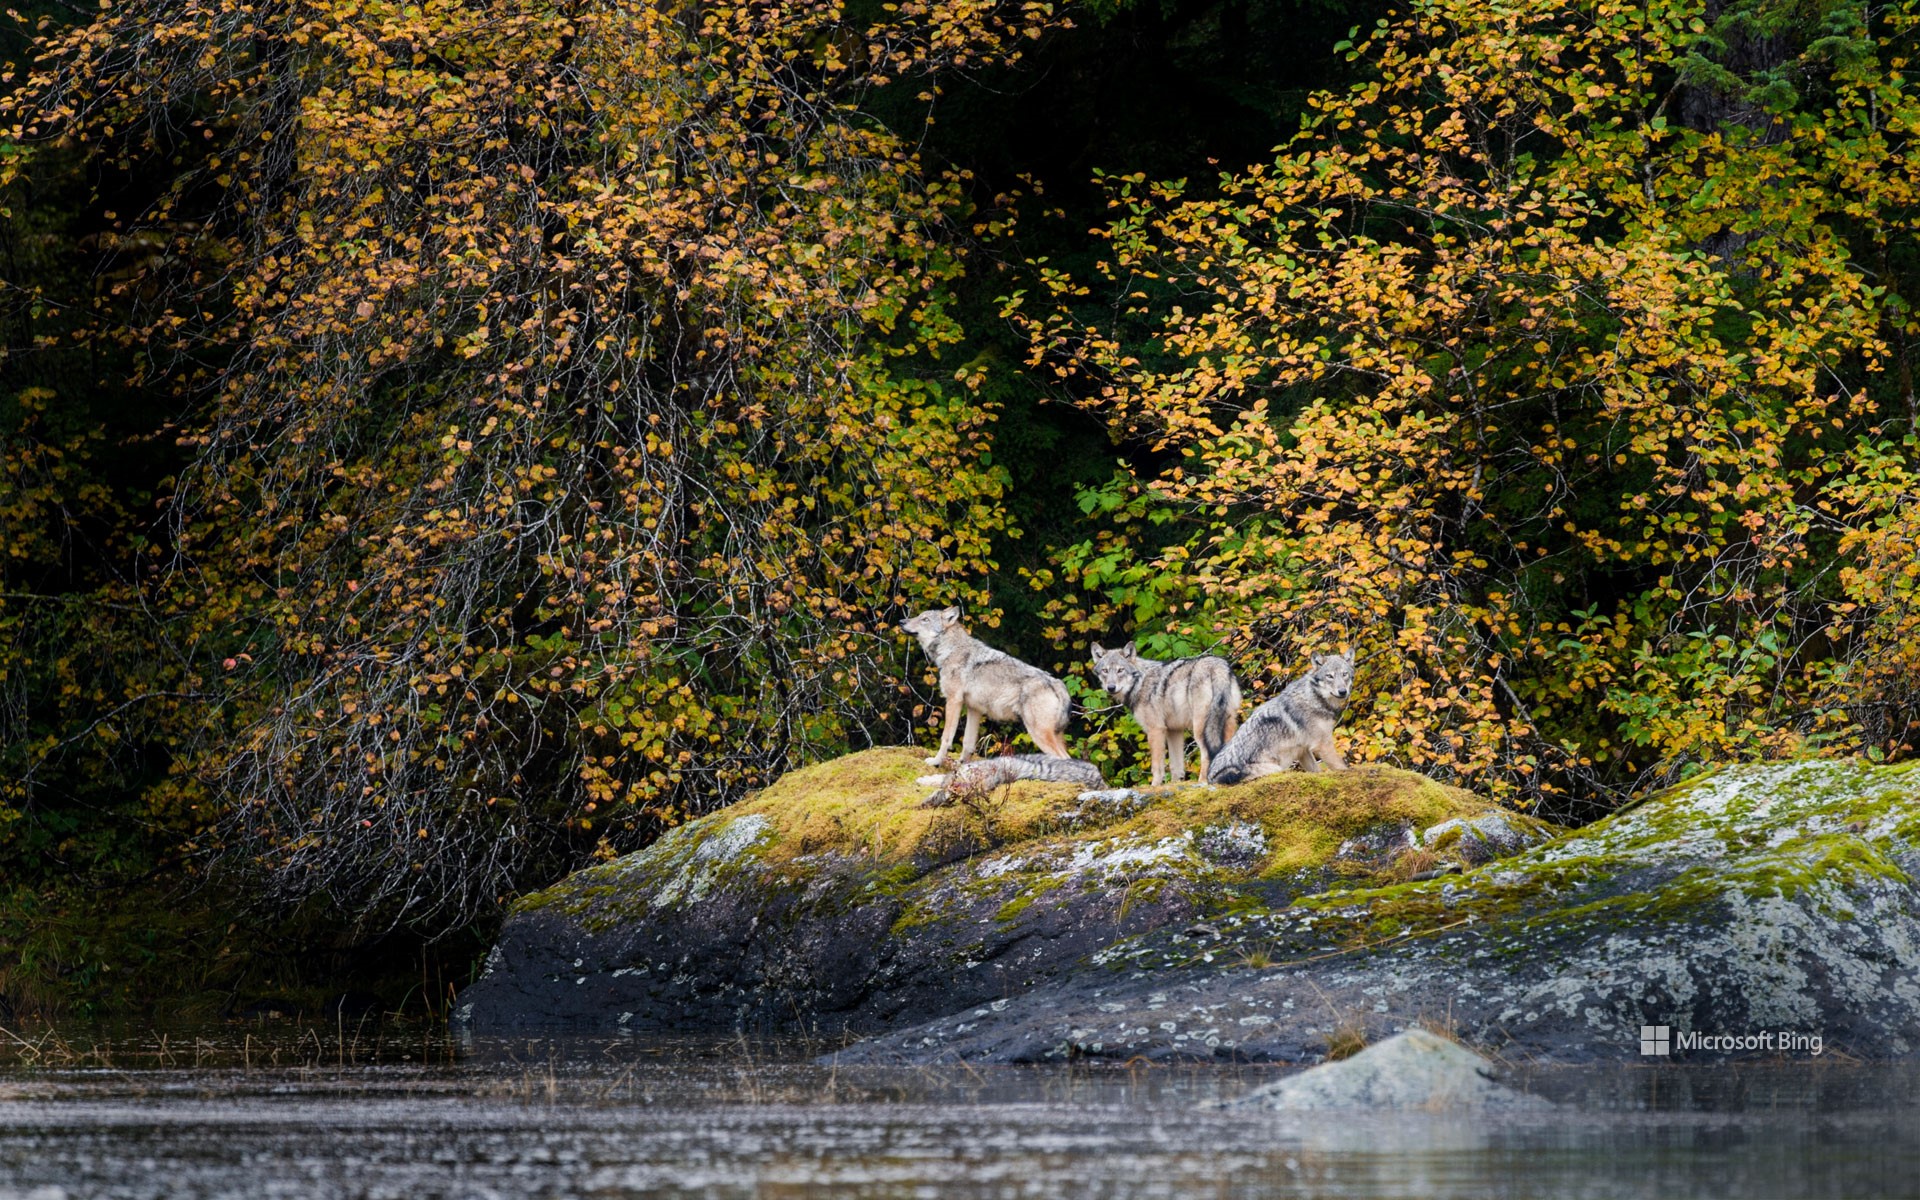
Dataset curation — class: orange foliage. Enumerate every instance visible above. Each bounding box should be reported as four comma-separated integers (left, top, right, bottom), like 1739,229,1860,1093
1022,0,1920,814
2,0,1057,923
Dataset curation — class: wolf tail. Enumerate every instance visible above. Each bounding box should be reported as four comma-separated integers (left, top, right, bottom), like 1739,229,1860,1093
1207,763,1249,786
1199,675,1240,761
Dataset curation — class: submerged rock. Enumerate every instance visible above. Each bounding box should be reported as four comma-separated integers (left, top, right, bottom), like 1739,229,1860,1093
1225,1029,1547,1110
455,748,1520,1036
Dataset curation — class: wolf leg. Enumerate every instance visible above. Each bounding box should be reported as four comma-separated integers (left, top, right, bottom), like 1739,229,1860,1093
957,707,983,763
1025,688,1072,759
1026,703,1071,757
1145,724,1167,786
928,693,965,766
1199,720,1229,780
1167,730,1187,782
1029,723,1069,758
1312,736,1348,770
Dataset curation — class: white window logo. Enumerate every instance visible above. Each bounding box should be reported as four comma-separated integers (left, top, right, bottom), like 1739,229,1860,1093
1639,1025,1671,1056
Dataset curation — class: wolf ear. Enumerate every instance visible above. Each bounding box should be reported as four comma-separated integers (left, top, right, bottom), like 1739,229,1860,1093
1124,645,1142,660
1089,643,1106,659
1310,651,1326,667
941,606,961,624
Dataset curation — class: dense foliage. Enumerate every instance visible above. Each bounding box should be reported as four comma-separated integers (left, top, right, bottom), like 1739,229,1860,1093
3,0,1053,935
1024,0,1920,817
1,0,1916,1008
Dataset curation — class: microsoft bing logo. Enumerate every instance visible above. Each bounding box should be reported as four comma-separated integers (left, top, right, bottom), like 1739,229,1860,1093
1633,1024,1822,1056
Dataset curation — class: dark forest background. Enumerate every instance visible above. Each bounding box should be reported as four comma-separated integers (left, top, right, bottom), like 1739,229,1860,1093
2,0,1915,1019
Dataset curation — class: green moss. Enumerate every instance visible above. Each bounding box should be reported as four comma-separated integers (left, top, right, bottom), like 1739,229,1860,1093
564,749,1512,910
1118,876,1169,918
994,875,1064,923
513,747,1552,955
1278,758,1920,956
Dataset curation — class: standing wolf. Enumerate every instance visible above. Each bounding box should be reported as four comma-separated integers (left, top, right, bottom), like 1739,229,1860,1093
1205,651,1354,783
1088,644,1242,785
900,607,1072,766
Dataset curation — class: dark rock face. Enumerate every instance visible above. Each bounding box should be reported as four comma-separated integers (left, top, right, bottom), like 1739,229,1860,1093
457,841,1209,1038
835,760,1920,1066
455,749,1512,1037
461,754,1920,1063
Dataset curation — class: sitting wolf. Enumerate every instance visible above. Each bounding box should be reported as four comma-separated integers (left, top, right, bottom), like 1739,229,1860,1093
900,607,1073,766
1088,644,1242,785
1205,651,1354,783
918,754,1105,808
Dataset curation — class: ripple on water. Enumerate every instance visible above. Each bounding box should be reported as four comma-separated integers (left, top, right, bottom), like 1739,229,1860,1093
0,1036,1917,1199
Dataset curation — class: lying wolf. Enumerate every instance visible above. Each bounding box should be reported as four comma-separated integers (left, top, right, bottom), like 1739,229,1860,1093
900,607,1072,766
1088,644,1242,785
918,753,1105,807
1205,651,1354,783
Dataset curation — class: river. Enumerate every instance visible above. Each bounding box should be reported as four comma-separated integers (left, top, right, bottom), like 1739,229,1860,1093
1,1026,1914,1198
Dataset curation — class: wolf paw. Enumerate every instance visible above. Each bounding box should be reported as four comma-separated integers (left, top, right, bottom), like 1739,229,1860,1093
924,755,948,767
915,774,950,787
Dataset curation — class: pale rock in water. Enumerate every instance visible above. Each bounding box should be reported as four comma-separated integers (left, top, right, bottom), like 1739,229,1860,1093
1226,1029,1547,1111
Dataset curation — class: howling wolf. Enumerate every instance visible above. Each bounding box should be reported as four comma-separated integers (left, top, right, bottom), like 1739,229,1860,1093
1205,651,1354,784
918,754,1106,807
900,607,1073,766
1088,644,1242,785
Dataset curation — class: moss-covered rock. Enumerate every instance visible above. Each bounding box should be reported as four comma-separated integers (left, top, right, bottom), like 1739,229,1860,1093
455,748,1524,1036
835,759,1920,1065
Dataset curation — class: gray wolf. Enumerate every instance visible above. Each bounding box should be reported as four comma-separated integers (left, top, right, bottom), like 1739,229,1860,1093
1088,644,1241,784
918,754,1105,807
900,607,1072,765
1205,651,1354,783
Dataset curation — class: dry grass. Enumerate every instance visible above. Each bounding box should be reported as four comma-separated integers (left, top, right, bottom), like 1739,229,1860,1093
1324,1022,1370,1061
1384,848,1441,882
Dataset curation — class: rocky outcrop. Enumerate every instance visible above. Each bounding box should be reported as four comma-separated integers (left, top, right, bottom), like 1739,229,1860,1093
838,759,1920,1064
460,750,1920,1065
454,748,1528,1037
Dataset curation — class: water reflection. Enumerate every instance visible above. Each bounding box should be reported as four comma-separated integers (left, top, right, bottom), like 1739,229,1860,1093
1,1027,1915,1198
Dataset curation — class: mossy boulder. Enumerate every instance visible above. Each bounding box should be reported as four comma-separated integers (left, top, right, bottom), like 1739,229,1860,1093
836,759,1920,1064
455,747,1527,1036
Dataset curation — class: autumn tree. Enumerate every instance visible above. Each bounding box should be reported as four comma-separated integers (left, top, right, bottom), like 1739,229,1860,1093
2,0,1058,929
1024,0,1920,816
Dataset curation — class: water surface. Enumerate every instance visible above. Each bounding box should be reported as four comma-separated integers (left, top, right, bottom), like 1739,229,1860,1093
1,1027,1914,1198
